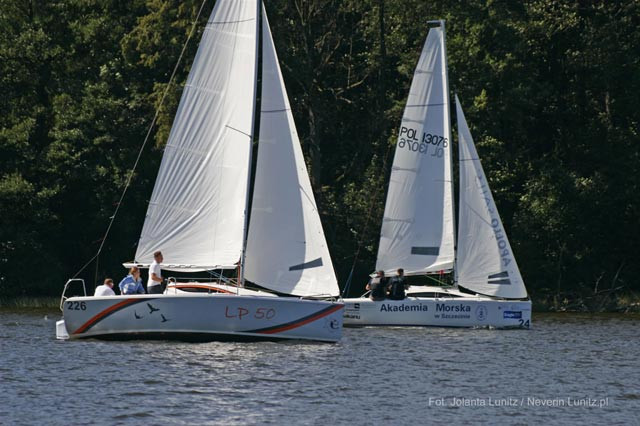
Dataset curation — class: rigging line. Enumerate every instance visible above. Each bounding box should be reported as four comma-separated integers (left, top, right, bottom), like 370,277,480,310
341,140,394,297
73,0,210,280
404,102,446,107
207,17,256,25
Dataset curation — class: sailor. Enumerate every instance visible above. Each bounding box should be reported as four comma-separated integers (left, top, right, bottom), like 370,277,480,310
118,267,145,295
147,251,165,294
94,278,116,296
388,268,407,300
366,270,387,301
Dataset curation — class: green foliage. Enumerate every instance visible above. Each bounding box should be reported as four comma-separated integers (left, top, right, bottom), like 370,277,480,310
0,0,638,305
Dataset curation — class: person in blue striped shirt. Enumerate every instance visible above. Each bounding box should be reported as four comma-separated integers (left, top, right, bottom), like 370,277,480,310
118,267,145,295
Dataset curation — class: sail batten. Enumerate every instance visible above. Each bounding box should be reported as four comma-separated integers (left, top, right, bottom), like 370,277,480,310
243,7,339,297
375,25,455,275
134,0,259,268
455,95,527,299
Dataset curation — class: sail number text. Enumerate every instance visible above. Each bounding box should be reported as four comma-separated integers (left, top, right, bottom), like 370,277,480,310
225,306,276,320
398,126,448,157
66,301,87,310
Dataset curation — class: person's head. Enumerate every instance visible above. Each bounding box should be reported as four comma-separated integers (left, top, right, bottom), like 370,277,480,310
104,278,114,288
154,251,163,263
377,270,385,277
397,268,404,277
129,266,140,278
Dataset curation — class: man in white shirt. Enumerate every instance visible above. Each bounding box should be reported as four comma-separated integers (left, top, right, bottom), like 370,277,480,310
94,278,116,296
147,251,164,294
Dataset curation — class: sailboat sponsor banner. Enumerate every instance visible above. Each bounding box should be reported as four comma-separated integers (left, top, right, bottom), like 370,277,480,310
455,96,527,299
379,303,429,312
244,7,339,297
376,26,455,276
343,297,532,327
134,0,259,269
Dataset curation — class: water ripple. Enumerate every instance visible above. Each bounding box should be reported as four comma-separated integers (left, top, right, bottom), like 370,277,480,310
0,311,639,425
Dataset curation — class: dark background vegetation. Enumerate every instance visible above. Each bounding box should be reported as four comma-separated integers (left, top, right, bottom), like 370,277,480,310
1,0,638,310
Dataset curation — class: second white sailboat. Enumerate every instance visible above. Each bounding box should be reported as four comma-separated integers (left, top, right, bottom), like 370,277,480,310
343,21,531,329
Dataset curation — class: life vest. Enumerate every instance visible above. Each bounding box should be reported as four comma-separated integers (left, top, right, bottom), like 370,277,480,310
370,277,387,299
389,277,406,299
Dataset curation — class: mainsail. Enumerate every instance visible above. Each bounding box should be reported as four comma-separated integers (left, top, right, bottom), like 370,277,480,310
455,96,527,299
376,24,455,276
244,7,339,297
134,0,259,270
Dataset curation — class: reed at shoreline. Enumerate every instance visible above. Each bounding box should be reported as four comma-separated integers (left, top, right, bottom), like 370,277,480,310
0,297,59,310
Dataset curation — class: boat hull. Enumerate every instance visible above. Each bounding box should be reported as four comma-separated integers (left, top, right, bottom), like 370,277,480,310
62,294,343,342
343,297,531,329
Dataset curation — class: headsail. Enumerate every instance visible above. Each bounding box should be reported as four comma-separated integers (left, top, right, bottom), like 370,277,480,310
376,25,455,276
455,96,527,299
134,0,259,270
244,7,339,297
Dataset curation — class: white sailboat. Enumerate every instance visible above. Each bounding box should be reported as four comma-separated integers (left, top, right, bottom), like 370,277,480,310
343,21,531,328
57,0,343,342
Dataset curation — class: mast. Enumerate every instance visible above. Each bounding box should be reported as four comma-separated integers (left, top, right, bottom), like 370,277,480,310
431,18,457,285
239,0,262,287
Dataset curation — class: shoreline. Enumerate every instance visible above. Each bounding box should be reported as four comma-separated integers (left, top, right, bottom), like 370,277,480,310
532,291,640,314
1,294,639,313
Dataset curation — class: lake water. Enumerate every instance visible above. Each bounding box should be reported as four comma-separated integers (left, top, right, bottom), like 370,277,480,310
1,310,638,425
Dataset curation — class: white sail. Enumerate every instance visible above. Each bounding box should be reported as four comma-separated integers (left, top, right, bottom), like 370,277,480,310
245,8,339,296
455,96,527,299
134,0,259,270
244,7,339,297
376,25,455,276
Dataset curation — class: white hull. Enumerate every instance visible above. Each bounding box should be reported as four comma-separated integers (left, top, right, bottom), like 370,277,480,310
343,294,531,329
61,293,343,342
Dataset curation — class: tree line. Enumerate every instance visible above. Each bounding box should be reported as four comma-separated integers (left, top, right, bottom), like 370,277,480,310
1,0,638,309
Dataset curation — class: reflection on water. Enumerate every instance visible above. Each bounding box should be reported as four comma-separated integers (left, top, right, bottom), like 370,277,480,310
1,311,638,425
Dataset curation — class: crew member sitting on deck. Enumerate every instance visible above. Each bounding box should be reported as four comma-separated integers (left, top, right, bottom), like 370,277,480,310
119,267,145,295
388,268,407,300
94,278,115,296
366,270,387,301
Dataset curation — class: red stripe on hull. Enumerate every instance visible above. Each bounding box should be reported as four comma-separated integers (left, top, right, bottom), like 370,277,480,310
72,298,152,334
251,304,343,335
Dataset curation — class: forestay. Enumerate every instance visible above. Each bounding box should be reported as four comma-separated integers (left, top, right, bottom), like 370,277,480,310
244,7,339,297
376,25,455,276
455,96,527,299
134,0,259,270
